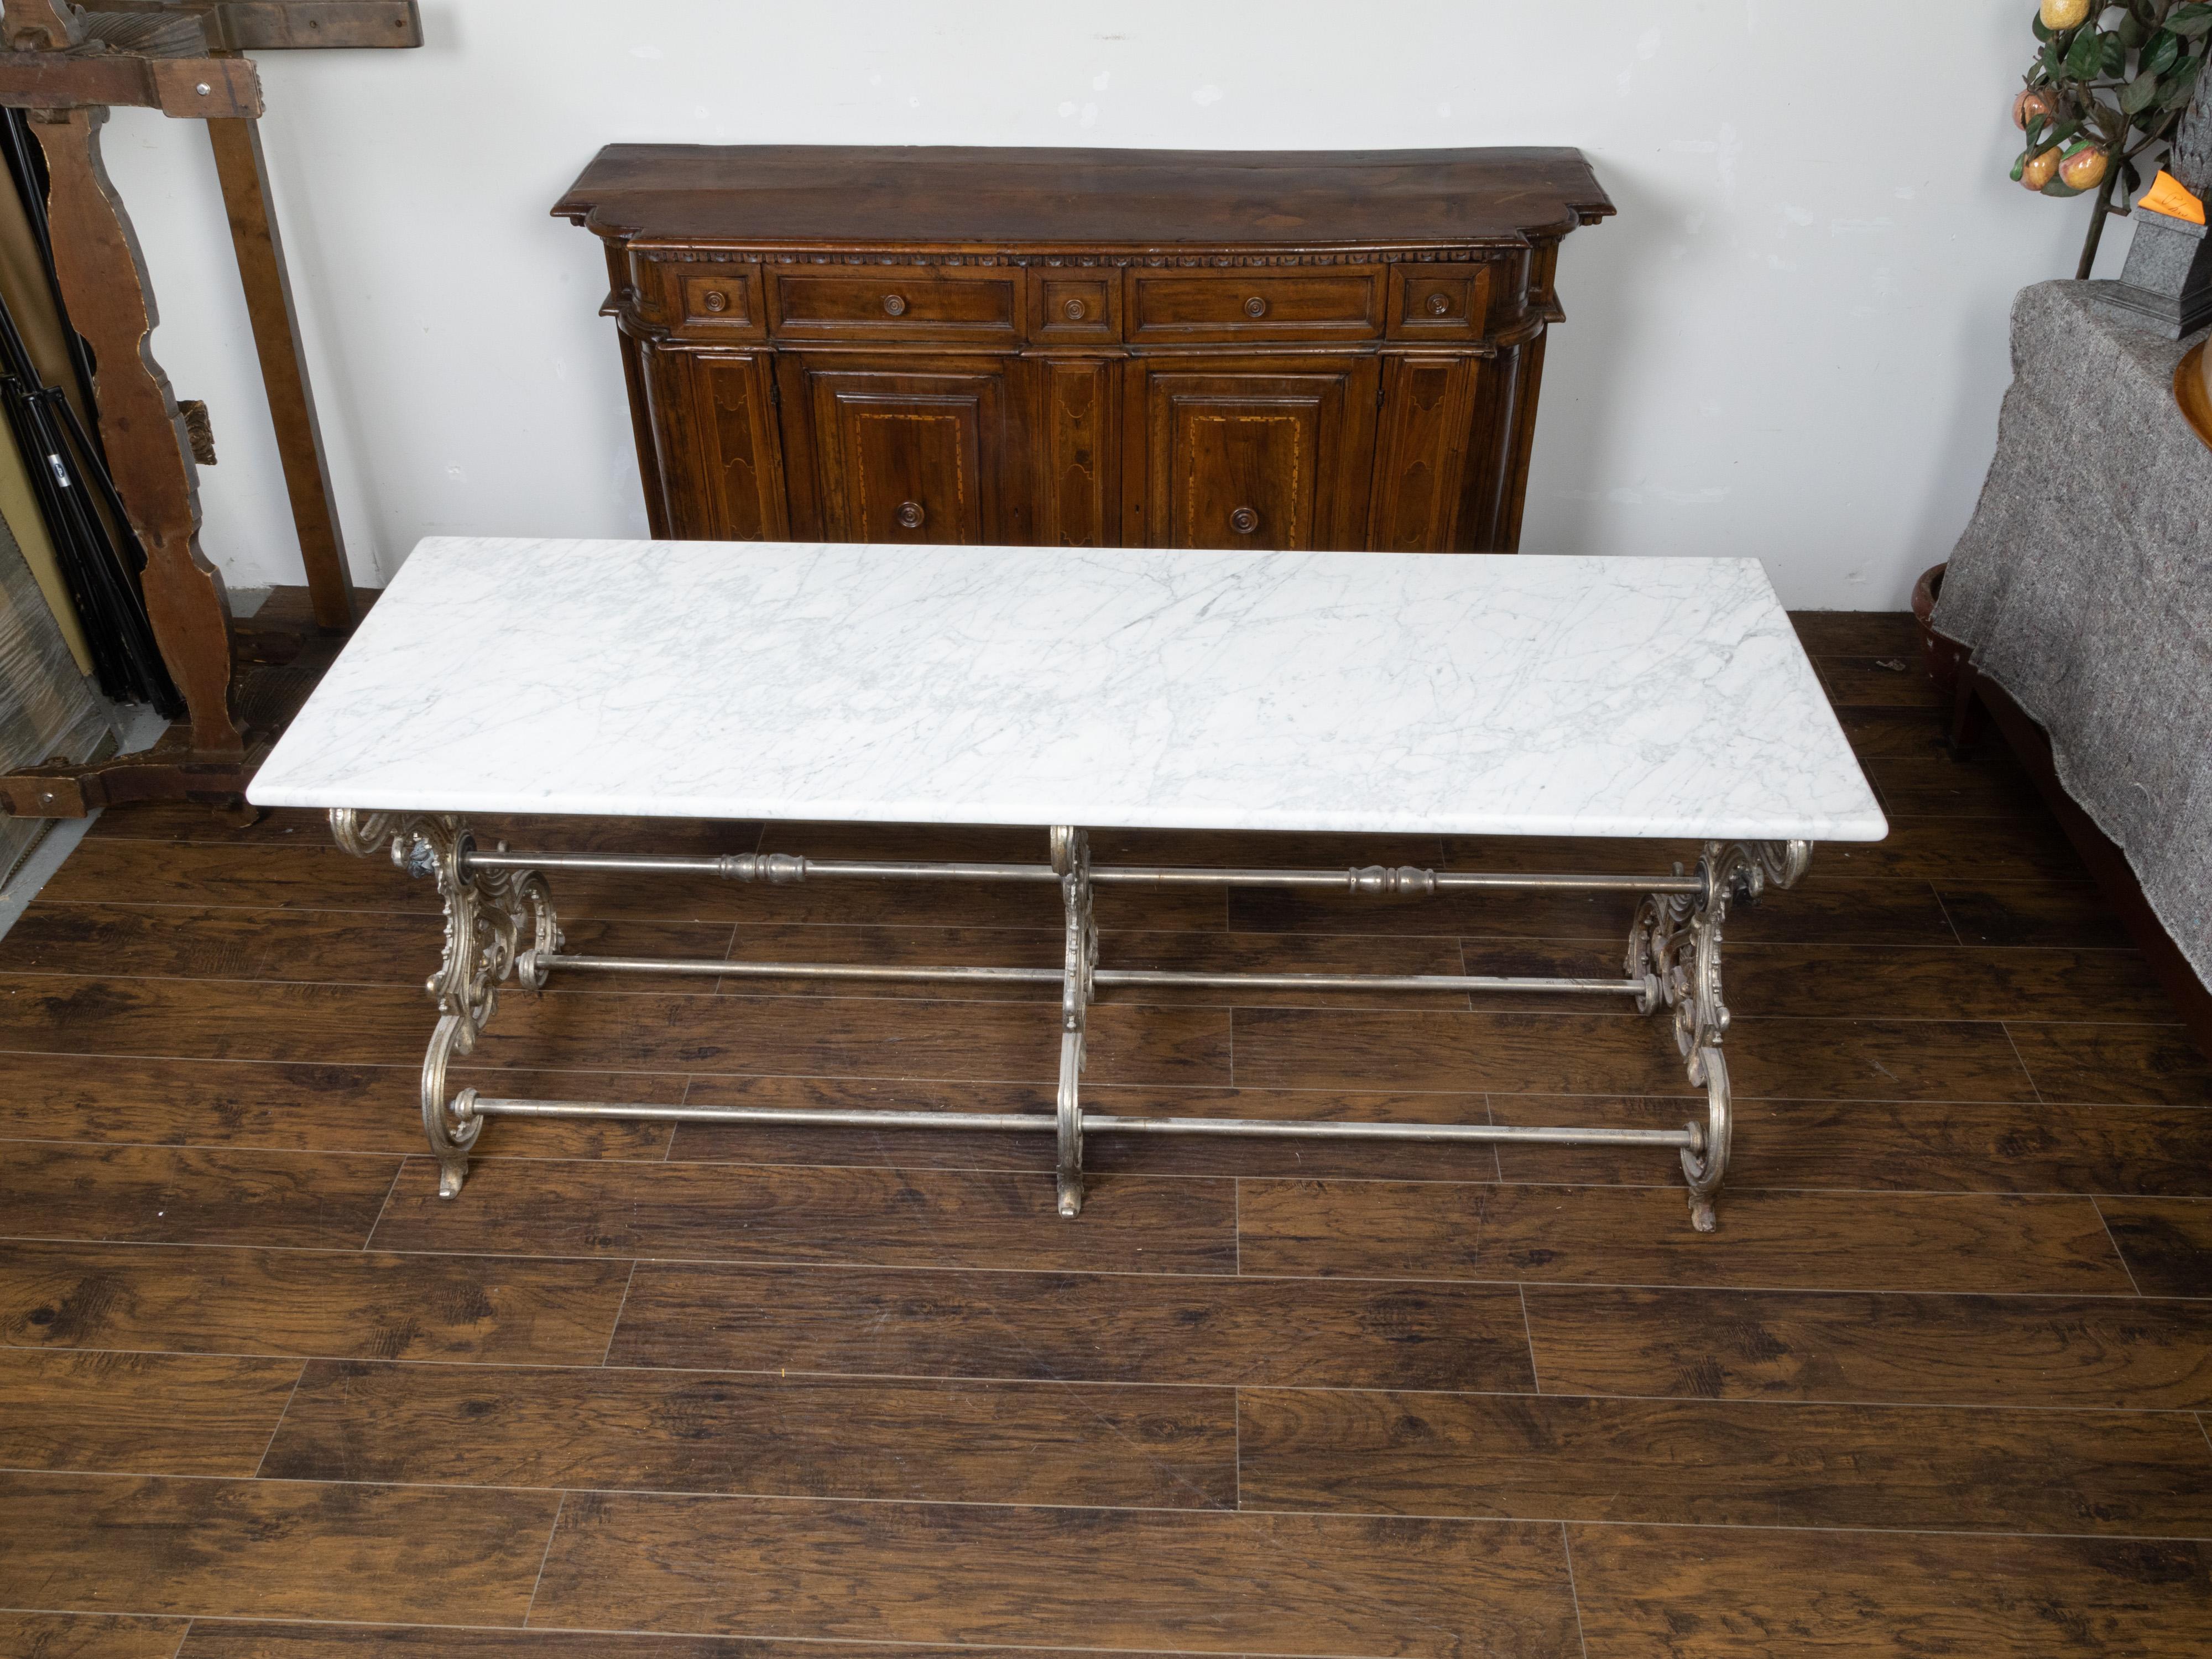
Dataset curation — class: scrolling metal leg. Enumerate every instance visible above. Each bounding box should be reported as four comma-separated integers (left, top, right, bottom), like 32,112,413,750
328,808,562,1197
1050,825,1097,1217
1629,838,1812,1232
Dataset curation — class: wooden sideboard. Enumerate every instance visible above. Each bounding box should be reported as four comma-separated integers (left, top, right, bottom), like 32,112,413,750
554,145,1612,553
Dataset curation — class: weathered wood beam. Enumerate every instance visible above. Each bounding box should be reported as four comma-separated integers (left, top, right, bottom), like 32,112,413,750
1,0,82,51
0,53,261,116
97,2,420,51
208,112,353,629
32,105,244,754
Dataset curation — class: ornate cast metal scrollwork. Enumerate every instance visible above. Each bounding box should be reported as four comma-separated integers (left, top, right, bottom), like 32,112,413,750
1627,838,1812,1233
1050,825,1097,1218
328,808,562,1198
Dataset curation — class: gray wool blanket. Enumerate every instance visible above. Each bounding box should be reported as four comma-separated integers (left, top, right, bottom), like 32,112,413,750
1935,280,2211,987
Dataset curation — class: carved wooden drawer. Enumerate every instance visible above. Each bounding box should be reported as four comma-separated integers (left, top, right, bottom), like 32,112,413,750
653,263,766,339
769,269,1021,343
560,145,1612,554
1125,269,1383,343
1028,270,1119,342
1388,265,1492,342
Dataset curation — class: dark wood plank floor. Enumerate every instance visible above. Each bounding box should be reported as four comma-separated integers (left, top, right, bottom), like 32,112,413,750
4,610,2210,1658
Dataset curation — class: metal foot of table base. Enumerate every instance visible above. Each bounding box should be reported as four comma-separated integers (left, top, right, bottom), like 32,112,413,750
329,810,1809,1231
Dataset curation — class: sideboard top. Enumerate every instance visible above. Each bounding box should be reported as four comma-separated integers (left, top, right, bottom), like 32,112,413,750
552,144,1614,249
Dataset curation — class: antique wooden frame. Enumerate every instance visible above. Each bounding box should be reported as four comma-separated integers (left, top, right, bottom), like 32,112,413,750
0,0,419,820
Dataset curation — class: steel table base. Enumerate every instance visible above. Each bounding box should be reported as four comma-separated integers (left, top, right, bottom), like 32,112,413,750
327,810,1812,1232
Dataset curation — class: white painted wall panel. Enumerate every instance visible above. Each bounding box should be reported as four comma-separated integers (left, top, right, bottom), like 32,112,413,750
95,0,2106,607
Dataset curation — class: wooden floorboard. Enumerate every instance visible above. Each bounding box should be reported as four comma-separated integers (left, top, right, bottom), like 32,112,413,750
0,1143,402,1249
170,1632,1207,1659
1233,1180,2135,1293
2096,1198,2212,1298
1566,1526,2212,1657
0,1240,632,1363
368,1155,1239,1275
525,1493,1582,1653
606,1261,1541,1391
1484,1093,2212,1194
1237,1388,2212,1534
260,1360,1240,1509
0,1611,189,1659
0,1348,302,1477
0,1470,559,1623
5,609,2211,1654
1521,1285,2212,1408
0,1052,682,1160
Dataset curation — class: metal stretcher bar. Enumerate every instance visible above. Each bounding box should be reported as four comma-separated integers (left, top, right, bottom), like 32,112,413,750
332,810,1810,1232
464,848,1706,895
536,952,1650,997
451,1092,1702,1150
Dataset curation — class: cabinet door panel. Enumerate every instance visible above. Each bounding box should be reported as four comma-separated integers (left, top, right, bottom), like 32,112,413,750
791,357,1015,544
1129,358,1378,551
677,353,787,541
1368,357,1477,552
1039,358,1117,546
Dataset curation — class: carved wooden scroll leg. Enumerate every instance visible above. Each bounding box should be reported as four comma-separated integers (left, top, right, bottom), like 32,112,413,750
32,106,243,754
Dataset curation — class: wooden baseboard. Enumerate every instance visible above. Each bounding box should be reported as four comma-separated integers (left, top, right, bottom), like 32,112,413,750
1964,662,2212,1062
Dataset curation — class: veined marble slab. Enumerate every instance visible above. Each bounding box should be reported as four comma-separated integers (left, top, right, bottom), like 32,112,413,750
249,538,1886,841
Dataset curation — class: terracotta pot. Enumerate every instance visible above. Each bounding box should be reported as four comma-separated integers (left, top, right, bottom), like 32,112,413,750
2178,340,2211,453
1912,562,1967,698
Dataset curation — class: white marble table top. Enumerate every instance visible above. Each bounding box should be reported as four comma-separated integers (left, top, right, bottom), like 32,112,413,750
249,538,1886,841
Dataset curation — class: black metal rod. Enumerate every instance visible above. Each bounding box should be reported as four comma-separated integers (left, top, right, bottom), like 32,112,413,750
0,108,103,464
0,266,176,709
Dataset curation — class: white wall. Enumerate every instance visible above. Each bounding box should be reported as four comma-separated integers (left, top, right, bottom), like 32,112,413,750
95,0,2117,609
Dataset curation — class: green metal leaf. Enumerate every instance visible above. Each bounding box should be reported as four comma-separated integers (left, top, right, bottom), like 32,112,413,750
2159,54,2204,102
2041,175,2088,197
2121,68,2163,109
2101,30,2130,72
2033,13,2052,42
2067,28,2102,77
2142,28,2183,71
2168,3,2212,36
2118,12,2148,47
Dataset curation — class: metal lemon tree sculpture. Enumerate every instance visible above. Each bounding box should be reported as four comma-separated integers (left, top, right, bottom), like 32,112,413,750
2012,0,2211,275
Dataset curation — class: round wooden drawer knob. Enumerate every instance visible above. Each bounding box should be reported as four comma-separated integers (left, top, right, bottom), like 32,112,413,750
883,294,908,317
701,290,729,314
1063,298,1087,320
1426,293,1452,316
1243,295,1268,318
896,500,926,529
1230,506,1260,535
